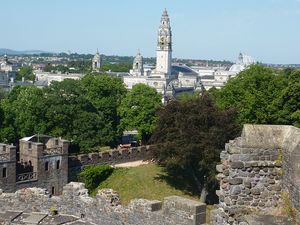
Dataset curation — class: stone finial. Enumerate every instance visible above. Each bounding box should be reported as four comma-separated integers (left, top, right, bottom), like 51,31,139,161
97,189,120,206
163,196,206,225
62,182,88,197
129,199,162,212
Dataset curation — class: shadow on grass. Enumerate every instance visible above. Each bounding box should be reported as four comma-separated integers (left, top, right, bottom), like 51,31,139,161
155,171,219,204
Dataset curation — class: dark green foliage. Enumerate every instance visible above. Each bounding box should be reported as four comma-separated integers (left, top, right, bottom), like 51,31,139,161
212,65,300,128
275,69,300,127
212,65,289,125
79,165,114,192
118,84,162,143
0,86,46,143
102,63,131,72
16,66,35,81
150,93,241,203
0,74,127,152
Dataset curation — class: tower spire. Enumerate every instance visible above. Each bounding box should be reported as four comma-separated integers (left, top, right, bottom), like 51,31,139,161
155,9,172,77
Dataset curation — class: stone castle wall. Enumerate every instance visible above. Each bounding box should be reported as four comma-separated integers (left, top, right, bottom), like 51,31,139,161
214,125,300,225
68,146,150,180
0,182,206,225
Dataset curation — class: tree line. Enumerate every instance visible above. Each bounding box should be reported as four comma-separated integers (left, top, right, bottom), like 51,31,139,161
0,74,162,153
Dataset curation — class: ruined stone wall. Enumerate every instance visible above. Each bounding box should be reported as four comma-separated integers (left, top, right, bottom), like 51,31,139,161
0,144,16,193
68,146,150,181
214,125,300,225
0,182,206,225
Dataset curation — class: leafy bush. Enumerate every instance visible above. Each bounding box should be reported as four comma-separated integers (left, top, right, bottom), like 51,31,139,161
79,165,114,192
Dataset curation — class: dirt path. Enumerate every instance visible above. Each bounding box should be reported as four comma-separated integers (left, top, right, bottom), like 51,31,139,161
113,160,149,168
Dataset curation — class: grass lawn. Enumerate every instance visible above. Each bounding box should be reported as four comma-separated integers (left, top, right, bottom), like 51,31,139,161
92,163,200,205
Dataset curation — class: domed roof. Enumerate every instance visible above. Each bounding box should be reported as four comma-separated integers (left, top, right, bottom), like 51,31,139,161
229,64,245,72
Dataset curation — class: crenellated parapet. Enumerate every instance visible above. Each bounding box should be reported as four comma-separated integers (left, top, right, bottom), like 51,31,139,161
68,146,150,180
0,182,206,225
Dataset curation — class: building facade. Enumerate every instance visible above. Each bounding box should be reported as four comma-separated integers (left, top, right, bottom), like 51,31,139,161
0,54,17,90
92,50,102,71
0,135,69,195
123,9,174,95
155,9,172,77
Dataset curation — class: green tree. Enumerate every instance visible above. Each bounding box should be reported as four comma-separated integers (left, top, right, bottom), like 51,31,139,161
102,63,131,72
149,93,241,203
118,84,162,143
16,66,35,81
43,79,113,152
79,165,114,192
81,74,127,142
0,86,46,143
276,69,300,127
212,65,287,124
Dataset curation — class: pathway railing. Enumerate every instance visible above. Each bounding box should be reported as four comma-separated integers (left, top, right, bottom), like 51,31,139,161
16,172,37,182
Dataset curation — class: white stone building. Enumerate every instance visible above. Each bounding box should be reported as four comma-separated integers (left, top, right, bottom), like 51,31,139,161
195,53,256,90
0,55,17,90
124,9,255,94
92,50,102,71
124,9,180,95
34,71,84,86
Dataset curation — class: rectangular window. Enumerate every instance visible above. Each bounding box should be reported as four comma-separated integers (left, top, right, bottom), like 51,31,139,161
45,162,49,171
2,145,5,152
55,139,59,145
2,168,7,178
56,160,60,170
28,143,32,149
51,186,55,195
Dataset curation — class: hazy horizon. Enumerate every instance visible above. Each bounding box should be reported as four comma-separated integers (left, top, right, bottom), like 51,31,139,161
1,0,300,64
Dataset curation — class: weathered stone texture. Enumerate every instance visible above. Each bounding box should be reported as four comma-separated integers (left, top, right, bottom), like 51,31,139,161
214,125,300,225
0,182,206,225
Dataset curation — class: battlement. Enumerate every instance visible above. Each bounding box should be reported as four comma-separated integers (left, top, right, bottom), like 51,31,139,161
20,135,69,158
69,146,150,168
0,143,16,162
0,182,206,225
214,124,300,224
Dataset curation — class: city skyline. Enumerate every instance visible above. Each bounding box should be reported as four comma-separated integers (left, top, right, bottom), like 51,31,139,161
1,0,300,64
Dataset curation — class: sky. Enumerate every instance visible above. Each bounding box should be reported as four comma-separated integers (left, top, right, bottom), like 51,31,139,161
1,0,300,64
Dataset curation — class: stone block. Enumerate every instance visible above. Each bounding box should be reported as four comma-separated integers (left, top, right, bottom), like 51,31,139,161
216,164,223,173
164,196,206,214
229,178,243,185
21,213,47,224
88,153,99,163
100,151,110,161
230,161,244,169
130,199,162,212
228,146,242,154
230,185,241,195
251,188,261,195
78,154,89,165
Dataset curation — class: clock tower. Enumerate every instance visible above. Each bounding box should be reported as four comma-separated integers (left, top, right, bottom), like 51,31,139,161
156,9,172,77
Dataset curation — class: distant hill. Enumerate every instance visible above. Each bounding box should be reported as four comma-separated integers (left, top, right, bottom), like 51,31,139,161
0,48,52,55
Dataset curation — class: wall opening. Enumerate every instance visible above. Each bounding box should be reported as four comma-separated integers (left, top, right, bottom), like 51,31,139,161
2,167,7,178
51,186,55,195
45,162,49,171
56,160,60,170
